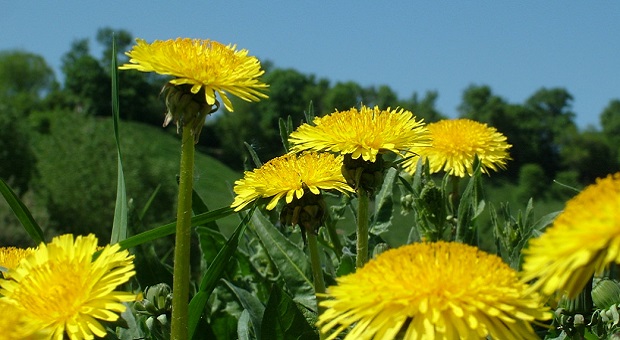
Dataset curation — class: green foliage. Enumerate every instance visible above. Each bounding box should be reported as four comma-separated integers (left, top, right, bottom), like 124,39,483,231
323,81,365,111
402,90,446,123
213,68,328,168
111,36,128,243
6,27,620,339
0,177,44,245
601,99,620,167
27,110,168,240
560,130,618,184
250,210,315,312
0,106,37,193
490,199,559,269
0,50,56,114
261,285,317,340
517,163,547,203
61,39,111,116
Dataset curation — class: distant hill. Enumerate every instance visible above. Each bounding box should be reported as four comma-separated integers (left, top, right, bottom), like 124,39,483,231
17,110,243,244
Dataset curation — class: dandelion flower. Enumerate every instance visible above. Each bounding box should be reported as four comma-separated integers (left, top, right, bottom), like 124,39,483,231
120,38,268,112
0,234,136,340
521,172,620,298
318,241,550,340
289,106,430,163
0,298,50,339
231,152,354,212
0,246,34,274
403,119,511,177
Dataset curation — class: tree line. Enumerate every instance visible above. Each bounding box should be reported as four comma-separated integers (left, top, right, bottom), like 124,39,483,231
2,27,620,201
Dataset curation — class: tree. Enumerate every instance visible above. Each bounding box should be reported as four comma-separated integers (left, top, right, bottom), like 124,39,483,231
560,129,618,184
213,67,328,168
96,27,134,66
404,91,446,123
0,106,36,192
364,85,399,109
61,39,110,116
0,50,56,114
323,81,365,111
600,99,620,165
458,85,507,125
457,86,578,180
523,87,578,178
60,30,165,124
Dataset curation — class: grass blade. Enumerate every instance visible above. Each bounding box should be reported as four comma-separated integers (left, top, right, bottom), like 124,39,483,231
110,34,128,244
244,142,263,168
0,177,44,244
118,207,235,250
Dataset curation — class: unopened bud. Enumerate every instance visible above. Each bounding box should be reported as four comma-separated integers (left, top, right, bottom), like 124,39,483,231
592,279,620,309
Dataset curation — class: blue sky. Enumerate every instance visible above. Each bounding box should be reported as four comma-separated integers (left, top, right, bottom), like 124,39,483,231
4,1,619,129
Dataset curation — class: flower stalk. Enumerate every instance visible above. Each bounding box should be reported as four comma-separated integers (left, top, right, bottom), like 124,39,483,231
307,232,326,312
356,188,370,268
170,126,195,340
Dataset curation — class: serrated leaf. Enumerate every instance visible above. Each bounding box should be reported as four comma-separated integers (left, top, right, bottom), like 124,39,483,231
335,253,355,277
224,280,265,340
456,160,483,244
251,210,316,312
110,35,128,244
0,177,44,244
188,208,253,338
261,284,318,340
531,210,561,237
370,167,397,235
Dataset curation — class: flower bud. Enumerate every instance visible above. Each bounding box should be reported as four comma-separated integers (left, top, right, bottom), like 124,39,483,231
592,279,620,309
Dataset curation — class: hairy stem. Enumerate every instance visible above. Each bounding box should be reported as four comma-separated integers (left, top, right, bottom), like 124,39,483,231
170,127,195,340
356,188,370,268
307,232,326,313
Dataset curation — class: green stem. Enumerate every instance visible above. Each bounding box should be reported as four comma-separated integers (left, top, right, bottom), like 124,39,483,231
324,217,343,258
307,232,326,313
450,175,460,212
170,127,195,340
356,188,370,269
451,176,463,242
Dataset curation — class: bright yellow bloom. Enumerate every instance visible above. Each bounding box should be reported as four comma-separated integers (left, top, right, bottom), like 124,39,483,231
231,152,354,211
0,246,34,274
289,106,430,163
0,298,50,339
521,173,620,298
0,234,136,340
120,38,268,111
403,119,511,177
318,241,550,340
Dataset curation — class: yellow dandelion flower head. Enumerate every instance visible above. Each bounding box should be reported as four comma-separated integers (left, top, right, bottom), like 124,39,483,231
0,246,34,275
120,38,268,111
289,106,430,163
521,172,620,298
231,152,354,212
403,119,511,177
318,241,551,340
0,234,136,340
0,298,50,339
